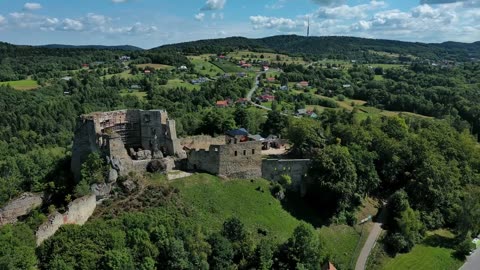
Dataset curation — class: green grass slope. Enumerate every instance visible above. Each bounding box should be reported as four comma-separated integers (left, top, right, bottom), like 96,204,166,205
170,174,363,269
171,174,301,243
383,245,462,270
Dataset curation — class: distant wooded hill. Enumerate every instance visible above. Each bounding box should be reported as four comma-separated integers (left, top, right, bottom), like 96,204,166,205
154,35,480,61
38,44,144,51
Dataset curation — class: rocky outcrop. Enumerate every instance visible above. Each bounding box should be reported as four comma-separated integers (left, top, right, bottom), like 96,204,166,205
91,183,112,199
0,193,43,226
36,194,96,246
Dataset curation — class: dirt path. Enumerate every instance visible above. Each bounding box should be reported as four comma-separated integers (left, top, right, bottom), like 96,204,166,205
355,207,385,270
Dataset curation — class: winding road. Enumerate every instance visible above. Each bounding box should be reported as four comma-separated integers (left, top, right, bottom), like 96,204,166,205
460,241,480,270
246,72,262,101
354,206,386,270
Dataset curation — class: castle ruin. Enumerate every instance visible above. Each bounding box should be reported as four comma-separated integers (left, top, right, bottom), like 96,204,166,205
71,109,311,194
71,109,183,181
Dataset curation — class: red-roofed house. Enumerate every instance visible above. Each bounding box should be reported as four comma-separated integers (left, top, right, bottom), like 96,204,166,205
81,64,89,68
239,60,246,65
266,77,276,82
297,81,309,87
216,100,229,108
260,95,275,102
144,70,151,74
241,63,252,69
219,55,226,59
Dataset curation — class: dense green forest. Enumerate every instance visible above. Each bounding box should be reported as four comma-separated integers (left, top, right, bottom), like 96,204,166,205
0,36,479,269
156,35,480,62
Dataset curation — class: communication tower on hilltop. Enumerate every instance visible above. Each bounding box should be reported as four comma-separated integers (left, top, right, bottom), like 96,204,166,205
307,17,310,37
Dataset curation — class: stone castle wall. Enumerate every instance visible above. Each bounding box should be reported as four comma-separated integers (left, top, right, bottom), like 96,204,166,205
218,141,263,178
0,193,43,226
187,141,263,179
36,194,96,246
261,159,311,191
71,109,182,181
180,135,227,150
187,147,220,175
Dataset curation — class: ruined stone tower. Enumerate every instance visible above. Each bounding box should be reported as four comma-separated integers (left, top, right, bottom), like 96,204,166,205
71,109,182,181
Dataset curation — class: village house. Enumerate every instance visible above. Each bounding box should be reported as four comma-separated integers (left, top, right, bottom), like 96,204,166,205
263,65,269,71
241,63,252,69
266,77,276,83
259,94,275,102
235,98,249,106
216,100,229,108
297,81,309,88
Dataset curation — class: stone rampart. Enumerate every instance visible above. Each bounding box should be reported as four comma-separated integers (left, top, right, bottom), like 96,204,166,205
262,159,311,191
218,141,263,179
36,194,96,246
0,193,43,226
180,135,226,150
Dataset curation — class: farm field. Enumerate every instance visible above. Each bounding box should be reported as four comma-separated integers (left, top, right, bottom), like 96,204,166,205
102,70,136,79
136,63,174,70
165,79,200,90
119,89,147,100
0,79,39,90
228,50,308,65
211,59,248,73
188,58,224,77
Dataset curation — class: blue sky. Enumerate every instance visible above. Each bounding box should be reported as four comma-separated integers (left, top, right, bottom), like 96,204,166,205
0,0,478,48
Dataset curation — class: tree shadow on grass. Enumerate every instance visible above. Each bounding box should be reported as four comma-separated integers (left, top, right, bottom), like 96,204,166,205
422,233,457,249
279,191,332,228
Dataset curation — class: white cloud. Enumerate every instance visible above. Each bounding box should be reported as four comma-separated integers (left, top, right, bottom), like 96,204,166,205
60,18,83,31
194,13,205,21
112,0,128,3
348,3,479,42
250,15,306,32
251,1,480,42
0,15,6,26
23,2,42,11
315,1,386,20
4,12,157,35
201,0,226,11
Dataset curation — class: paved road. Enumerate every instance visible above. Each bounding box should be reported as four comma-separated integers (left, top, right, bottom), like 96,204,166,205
355,206,386,270
460,247,480,270
246,72,262,101
355,221,383,270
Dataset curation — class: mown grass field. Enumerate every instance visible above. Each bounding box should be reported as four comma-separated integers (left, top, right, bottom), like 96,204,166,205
102,70,136,79
211,60,247,73
171,174,301,242
228,50,307,65
170,174,363,268
136,63,174,70
188,58,224,77
119,89,147,100
0,79,39,90
383,245,462,270
368,230,463,270
165,79,200,90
